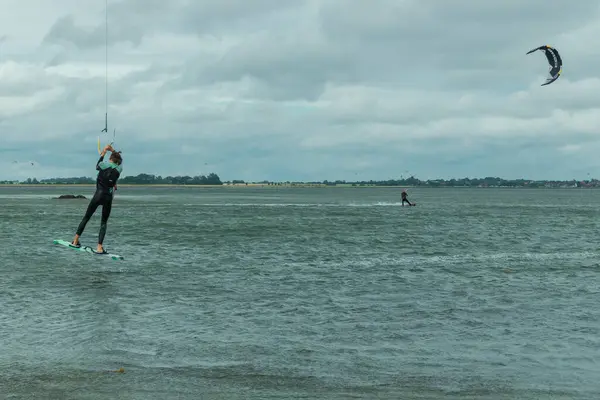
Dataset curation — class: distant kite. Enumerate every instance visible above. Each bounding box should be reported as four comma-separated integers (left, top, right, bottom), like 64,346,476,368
526,45,562,86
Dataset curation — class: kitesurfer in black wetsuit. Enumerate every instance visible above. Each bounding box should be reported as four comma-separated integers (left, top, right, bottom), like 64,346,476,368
71,144,123,253
401,189,412,206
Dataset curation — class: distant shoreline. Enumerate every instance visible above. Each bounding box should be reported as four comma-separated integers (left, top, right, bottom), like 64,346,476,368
0,183,410,188
0,183,588,189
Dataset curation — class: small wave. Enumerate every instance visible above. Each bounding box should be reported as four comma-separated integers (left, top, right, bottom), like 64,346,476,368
182,203,316,207
459,202,600,209
348,201,405,207
282,251,599,270
180,202,407,207
0,194,58,199
423,251,599,264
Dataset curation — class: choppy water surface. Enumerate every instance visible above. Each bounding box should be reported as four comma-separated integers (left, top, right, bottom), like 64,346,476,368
1,185,600,399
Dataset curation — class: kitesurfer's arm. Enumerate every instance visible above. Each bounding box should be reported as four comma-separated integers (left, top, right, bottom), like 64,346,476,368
97,145,114,170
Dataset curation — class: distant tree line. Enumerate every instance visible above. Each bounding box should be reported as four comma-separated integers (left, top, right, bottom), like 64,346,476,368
1,173,223,185
1,175,597,188
222,176,594,188
118,173,222,185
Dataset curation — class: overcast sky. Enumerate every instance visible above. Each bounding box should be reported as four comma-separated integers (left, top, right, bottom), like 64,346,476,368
1,0,600,181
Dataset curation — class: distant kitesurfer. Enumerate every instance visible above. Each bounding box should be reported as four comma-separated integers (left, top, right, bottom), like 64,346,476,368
70,144,123,253
401,189,412,206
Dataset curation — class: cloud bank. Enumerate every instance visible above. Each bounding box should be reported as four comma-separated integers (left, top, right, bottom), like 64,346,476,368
2,0,600,181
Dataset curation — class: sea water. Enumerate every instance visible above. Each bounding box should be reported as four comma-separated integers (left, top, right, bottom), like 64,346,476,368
1,185,599,399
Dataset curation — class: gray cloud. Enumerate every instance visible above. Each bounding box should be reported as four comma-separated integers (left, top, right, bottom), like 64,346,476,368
42,0,302,49
43,14,149,49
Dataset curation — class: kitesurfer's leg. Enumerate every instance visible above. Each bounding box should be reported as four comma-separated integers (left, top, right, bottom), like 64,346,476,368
97,195,113,253
72,192,102,246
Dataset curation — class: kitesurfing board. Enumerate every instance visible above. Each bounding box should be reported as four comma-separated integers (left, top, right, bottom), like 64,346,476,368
53,239,124,261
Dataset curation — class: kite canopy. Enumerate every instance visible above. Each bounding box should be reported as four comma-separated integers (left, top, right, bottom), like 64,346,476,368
526,45,562,86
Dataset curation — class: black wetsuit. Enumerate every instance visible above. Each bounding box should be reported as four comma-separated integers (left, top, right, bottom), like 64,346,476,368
401,191,412,206
75,154,122,245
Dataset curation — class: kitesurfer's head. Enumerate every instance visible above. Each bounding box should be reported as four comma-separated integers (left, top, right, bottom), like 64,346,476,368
110,151,122,165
